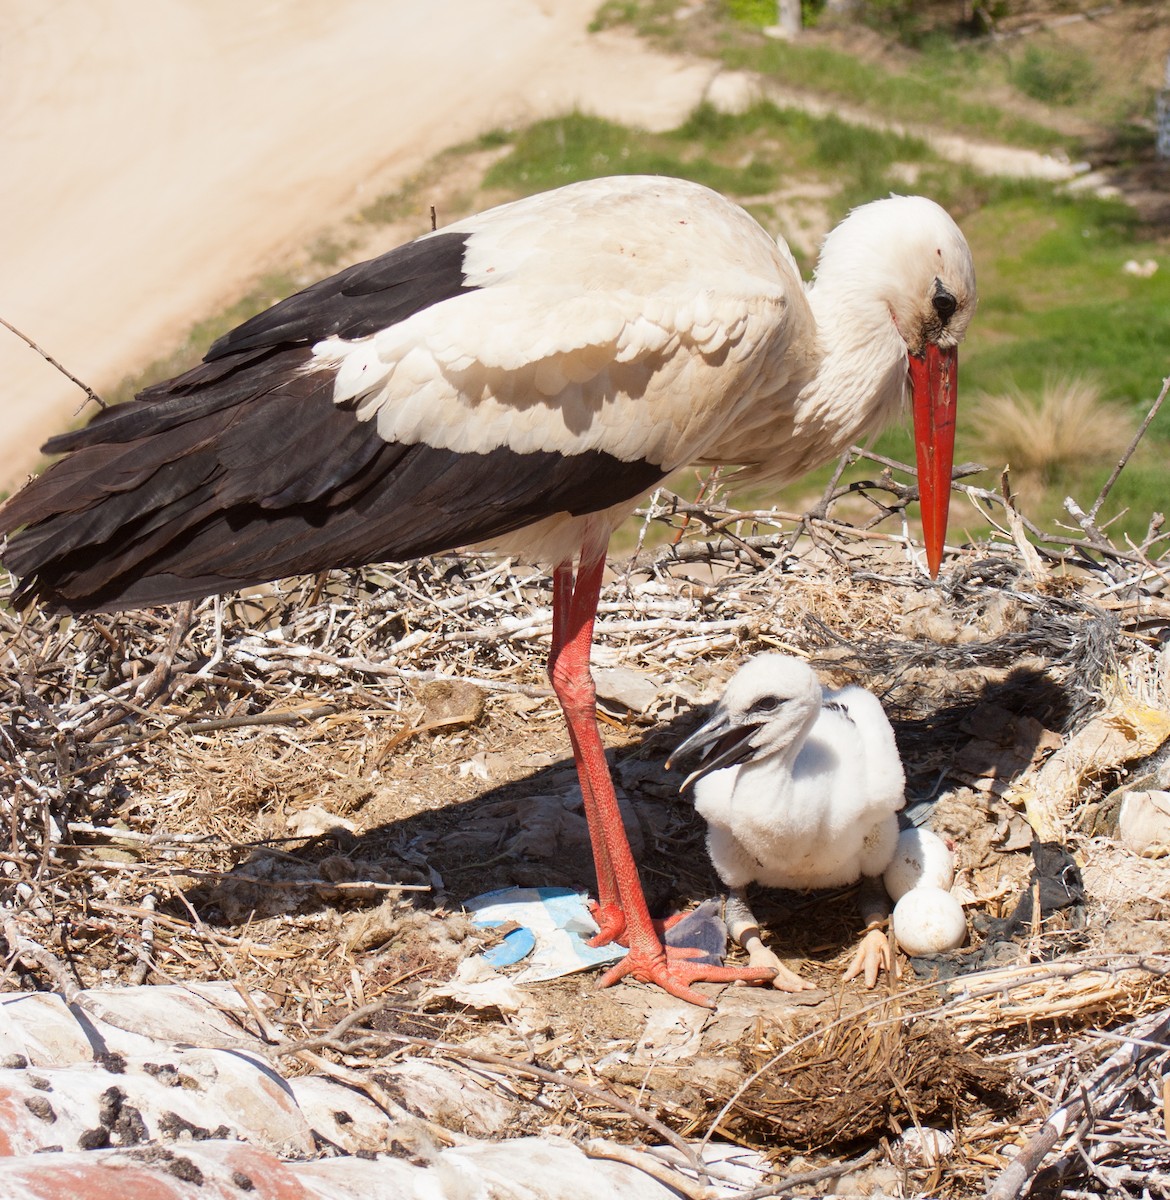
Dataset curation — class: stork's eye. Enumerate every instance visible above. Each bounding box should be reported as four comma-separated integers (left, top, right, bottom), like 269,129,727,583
932,281,958,324
749,696,782,714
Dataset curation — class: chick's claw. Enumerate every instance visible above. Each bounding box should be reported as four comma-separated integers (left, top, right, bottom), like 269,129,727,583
842,926,899,988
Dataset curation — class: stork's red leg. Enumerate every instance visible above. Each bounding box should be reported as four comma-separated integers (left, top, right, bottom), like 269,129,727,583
548,548,775,1007
551,562,621,942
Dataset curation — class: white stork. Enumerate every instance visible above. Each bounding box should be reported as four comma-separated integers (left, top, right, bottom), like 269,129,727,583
0,175,975,1007
671,654,906,991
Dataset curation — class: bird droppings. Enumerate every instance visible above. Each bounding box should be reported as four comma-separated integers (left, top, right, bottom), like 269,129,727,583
126,1145,206,1186
3,486,1170,1193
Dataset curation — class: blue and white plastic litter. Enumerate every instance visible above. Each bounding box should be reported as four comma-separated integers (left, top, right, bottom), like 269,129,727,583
466,887,626,982
466,888,729,982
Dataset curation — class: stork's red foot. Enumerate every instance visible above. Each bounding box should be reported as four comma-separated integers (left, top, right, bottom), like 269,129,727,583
586,902,691,949
597,944,776,1008
586,901,627,948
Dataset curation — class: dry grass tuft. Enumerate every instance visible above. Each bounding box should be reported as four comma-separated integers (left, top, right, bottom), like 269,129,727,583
725,1014,1012,1152
971,375,1132,500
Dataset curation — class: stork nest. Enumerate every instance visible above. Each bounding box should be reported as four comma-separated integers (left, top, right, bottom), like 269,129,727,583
4,444,1170,1197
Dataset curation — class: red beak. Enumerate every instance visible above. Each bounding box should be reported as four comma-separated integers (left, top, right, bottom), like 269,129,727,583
909,342,957,579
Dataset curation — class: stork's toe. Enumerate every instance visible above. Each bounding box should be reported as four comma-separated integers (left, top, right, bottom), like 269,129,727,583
597,944,775,1008
742,944,816,992
586,901,627,948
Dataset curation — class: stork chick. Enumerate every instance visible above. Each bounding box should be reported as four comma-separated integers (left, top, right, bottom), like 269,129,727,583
672,655,905,991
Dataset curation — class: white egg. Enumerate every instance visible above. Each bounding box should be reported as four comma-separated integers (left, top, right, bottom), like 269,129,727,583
892,886,967,956
883,827,955,902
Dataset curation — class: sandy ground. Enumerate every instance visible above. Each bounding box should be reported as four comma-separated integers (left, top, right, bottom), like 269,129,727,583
0,0,715,493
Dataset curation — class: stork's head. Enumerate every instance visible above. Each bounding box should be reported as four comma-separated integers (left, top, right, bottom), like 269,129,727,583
816,196,977,578
668,654,822,793
819,195,976,355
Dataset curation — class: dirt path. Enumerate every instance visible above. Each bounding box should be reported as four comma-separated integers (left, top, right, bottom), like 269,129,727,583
0,1,715,492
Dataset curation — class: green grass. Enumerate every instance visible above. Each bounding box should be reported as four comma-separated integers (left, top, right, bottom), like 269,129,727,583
592,0,1075,151
961,196,1170,405
1012,42,1095,107
587,0,680,38
725,0,778,24
719,37,1074,152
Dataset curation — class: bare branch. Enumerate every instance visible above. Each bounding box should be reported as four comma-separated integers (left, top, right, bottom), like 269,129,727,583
1089,373,1170,521
0,314,107,412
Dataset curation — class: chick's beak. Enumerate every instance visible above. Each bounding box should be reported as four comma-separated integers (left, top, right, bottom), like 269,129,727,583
668,714,759,794
909,342,958,579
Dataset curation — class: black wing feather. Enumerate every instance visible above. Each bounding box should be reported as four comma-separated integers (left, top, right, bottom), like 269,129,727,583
206,232,473,357
1,224,666,614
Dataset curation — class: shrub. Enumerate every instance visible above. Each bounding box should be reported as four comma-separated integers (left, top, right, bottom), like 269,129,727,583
970,375,1131,504
1012,43,1094,106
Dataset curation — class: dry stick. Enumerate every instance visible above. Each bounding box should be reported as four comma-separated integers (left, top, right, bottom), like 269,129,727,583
63,703,342,782
986,1004,1170,1200
75,858,431,895
646,457,978,567
136,600,195,705
736,1149,880,1199
230,641,551,697
642,1143,880,1200
176,704,339,735
67,823,378,857
962,480,1157,570
814,448,856,517
79,602,196,741
300,1043,472,1149
337,1028,706,1176
789,445,886,554
580,1140,714,1200
128,891,157,985
672,498,769,566
1,916,81,1001
1089,373,1170,521
1063,496,1132,585
0,315,107,412
670,466,724,546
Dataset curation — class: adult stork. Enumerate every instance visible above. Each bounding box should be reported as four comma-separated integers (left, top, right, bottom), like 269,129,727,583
0,175,975,1006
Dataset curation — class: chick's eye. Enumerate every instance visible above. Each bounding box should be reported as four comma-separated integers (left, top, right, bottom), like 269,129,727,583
750,696,781,714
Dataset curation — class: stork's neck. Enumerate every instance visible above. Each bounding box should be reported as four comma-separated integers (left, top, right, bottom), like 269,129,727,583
801,274,909,450
727,716,818,830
